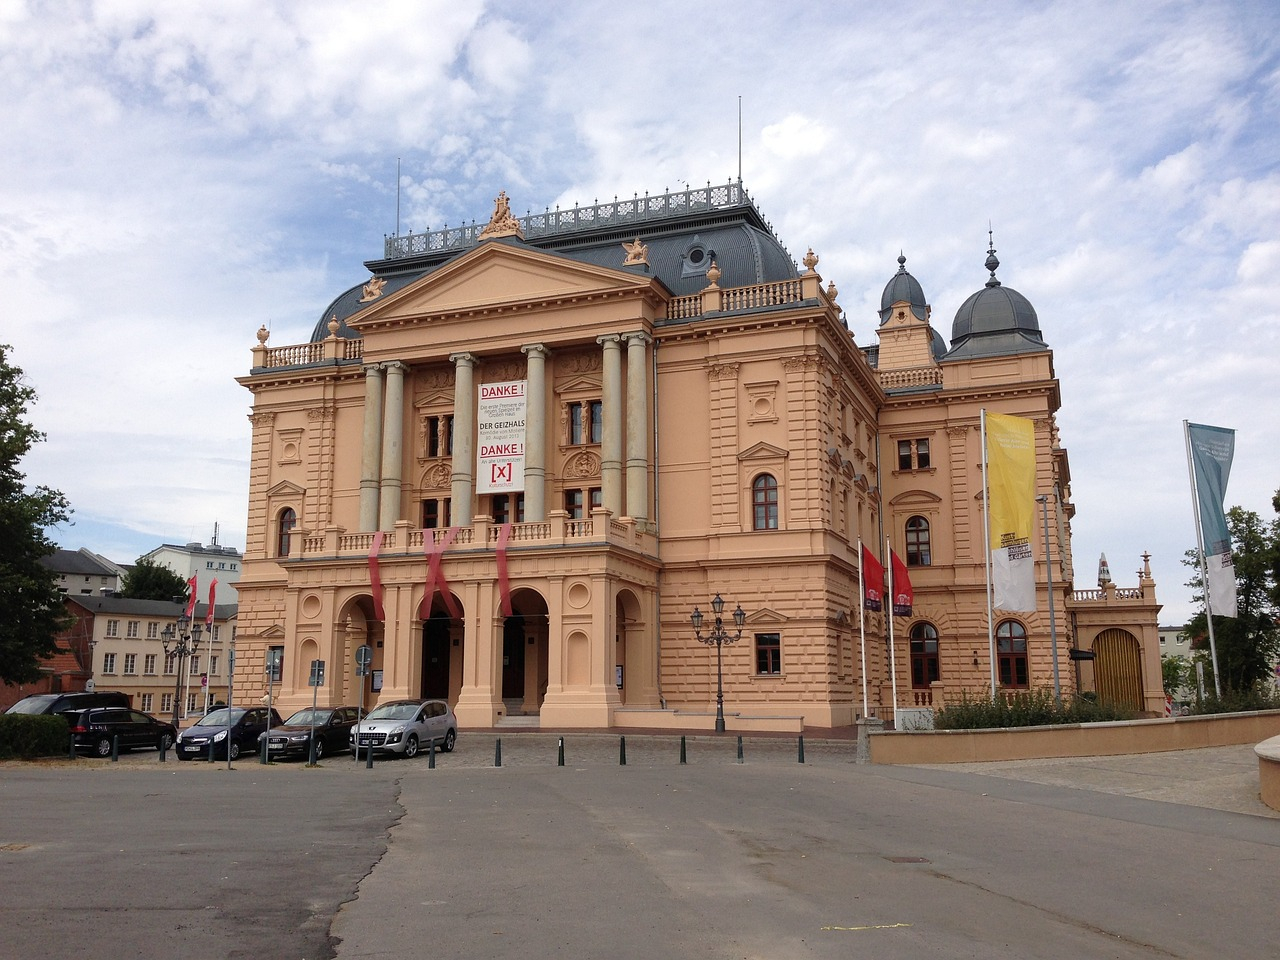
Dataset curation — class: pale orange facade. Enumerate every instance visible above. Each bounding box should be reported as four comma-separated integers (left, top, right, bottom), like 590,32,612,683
233,183,1162,731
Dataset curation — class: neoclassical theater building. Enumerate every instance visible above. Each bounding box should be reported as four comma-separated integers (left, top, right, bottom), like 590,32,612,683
235,182,1162,731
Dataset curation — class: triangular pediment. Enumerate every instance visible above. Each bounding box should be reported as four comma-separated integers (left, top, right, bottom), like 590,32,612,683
744,607,788,624
266,480,306,498
351,241,658,326
738,441,789,461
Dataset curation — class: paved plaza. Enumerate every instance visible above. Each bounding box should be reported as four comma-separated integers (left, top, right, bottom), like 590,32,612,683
1,735,1276,959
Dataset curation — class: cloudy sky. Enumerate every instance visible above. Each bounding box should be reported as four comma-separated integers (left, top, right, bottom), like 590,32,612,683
4,0,1277,626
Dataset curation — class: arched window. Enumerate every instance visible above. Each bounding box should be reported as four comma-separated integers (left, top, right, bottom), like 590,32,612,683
996,620,1029,688
277,507,297,558
909,622,939,688
752,474,779,530
905,515,931,566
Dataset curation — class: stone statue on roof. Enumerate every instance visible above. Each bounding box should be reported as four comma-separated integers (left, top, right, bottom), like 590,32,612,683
479,190,525,240
621,237,649,266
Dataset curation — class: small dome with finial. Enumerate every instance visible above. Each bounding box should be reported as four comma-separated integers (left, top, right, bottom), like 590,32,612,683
945,230,1046,360
879,252,929,325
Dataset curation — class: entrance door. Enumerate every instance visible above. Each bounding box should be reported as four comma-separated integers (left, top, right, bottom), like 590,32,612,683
502,615,525,700
421,614,451,700
1093,628,1143,712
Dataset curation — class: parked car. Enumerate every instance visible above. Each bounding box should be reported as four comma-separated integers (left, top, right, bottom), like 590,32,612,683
259,706,362,760
350,699,456,758
63,707,176,756
176,706,282,761
6,691,130,715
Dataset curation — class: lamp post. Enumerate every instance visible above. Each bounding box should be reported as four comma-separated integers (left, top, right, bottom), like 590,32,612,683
691,593,746,733
161,614,203,727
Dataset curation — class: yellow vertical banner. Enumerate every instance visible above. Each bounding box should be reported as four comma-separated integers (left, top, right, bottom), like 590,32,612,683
986,412,1037,612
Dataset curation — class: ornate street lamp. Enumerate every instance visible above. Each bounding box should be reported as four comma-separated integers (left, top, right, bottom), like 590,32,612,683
691,593,746,733
161,614,203,727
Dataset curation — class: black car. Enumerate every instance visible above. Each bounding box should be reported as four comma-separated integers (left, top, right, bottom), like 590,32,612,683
6,691,130,715
63,707,177,756
176,706,282,761
259,706,362,760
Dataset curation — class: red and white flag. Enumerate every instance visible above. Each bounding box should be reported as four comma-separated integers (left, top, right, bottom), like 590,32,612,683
184,575,198,619
206,579,218,628
889,550,914,617
860,545,883,612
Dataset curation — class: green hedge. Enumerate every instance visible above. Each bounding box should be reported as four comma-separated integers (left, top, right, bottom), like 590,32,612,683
933,688,1138,730
1190,686,1280,716
0,713,71,759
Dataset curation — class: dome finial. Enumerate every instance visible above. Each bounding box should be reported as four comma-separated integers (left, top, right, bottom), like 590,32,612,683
896,251,907,273
984,225,1001,287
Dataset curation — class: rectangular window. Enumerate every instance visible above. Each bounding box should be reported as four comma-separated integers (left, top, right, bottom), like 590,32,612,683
140,694,153,713
492,493,526,524
161,693,173,714
106,620,119,637
565,489,585,520
423,498,452,529
897,438,931,471
268,646,284,683
755,634,782,675
187,692,198,714
210,655,219,676
164,652,177,675
427,415,454,458
916,438,930,470
144,654,157,675
897,440,913,471
103,652,117,673
568,401,603,445
212,625,220,642
123,653,137,675
147,622,158,639
126,620,139,638
189,655,200,676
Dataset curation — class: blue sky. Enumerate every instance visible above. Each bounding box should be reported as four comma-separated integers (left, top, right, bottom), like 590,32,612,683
4,0,1278,626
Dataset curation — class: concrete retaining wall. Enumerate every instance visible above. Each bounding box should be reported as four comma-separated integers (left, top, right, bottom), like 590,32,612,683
869,710,1280,765
1257,736,1280,812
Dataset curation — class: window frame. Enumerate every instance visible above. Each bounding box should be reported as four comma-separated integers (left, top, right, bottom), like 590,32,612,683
755,633,782,676
752,473,779,531
909,622,940,688
996,620,1030,689
905,515,931,566
277,507,298,558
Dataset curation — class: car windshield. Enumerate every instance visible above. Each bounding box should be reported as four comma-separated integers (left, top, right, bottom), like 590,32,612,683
7,695,59,714
366,703,420,721
195,708,245,726
283,709,332,726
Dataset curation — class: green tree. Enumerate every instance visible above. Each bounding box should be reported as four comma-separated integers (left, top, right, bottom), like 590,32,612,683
0,344,72,684
119,557,189,601
1161,654,1190,698
1183,506,1280,695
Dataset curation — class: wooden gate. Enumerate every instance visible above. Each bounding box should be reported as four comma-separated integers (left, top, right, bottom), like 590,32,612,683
1093,628,1143,711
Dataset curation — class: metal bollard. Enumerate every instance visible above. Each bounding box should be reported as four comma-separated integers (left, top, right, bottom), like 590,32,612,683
159,738,167,763
619,736,627,766
798,735,805,764
494,738,502,767
679,735,686,765
68,733,77,760
365,743,374,768
428,738,435,769
736,735,744,763
557,737,564,767
111,735,119,762
208,741,215,763
261,739,269,765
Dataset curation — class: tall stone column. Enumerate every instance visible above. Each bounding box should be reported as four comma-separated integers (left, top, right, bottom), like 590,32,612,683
359,364,384,532
450,353,477,525
623,332,651,522
378,362,407,531
521,344,549,522
597,334,623,516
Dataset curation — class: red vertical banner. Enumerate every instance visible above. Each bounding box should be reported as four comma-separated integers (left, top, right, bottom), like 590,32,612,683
889,550,913,617
206,579,218,628
496,522,513,617
860,545,884,612
184,575,198,619
368,532,386,621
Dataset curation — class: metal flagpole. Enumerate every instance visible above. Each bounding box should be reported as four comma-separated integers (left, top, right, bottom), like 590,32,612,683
857,539,868,718
886,536,899,724
981,409,997,696
1183,420,1223,697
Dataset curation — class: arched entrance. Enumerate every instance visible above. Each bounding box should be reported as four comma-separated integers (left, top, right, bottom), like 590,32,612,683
615,589,644,705
420,593,464,703
1093,628,1144,712
336,597,382,712
502,589,549,716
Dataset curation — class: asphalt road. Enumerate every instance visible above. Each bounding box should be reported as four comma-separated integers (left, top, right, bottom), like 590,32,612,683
2,736,1277,960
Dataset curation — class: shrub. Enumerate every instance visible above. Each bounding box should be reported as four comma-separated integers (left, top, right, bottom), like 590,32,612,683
932,688,1137,730
1190,686,1280,716
0,713,70,759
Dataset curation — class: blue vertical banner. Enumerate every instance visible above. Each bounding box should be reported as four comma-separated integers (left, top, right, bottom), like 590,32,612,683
1186,422,1236,618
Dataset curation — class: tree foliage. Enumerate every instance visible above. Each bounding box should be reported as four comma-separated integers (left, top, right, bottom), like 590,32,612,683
1183,504,1280,695
119,557,189,601
0,344,72,684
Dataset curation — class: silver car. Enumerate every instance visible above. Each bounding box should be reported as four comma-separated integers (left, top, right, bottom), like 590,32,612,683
350,699,457,758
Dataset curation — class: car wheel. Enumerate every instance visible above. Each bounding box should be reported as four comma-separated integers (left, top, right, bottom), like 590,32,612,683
94,737,112,758
312,738,325,761
443,728,456,753
403,734,419,759
229,741,241,761
158,733,174,752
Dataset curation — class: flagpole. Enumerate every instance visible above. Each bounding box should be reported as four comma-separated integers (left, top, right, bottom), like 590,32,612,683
1183,420,1222,697
981,410,997,695
857,539,869,719
886,536,899,723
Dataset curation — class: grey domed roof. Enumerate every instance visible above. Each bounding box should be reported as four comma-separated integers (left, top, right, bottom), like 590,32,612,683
880,253,928,324
943,241,1047,360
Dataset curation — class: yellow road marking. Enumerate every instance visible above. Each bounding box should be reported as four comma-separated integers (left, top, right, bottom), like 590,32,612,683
822,923,913,931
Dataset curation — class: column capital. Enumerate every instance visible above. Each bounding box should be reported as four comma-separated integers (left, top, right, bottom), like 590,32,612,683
521,343,550,359
381,360,408,373
363,363,384,376
449,352,477,367
622,331,652,346
595,334,622,347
